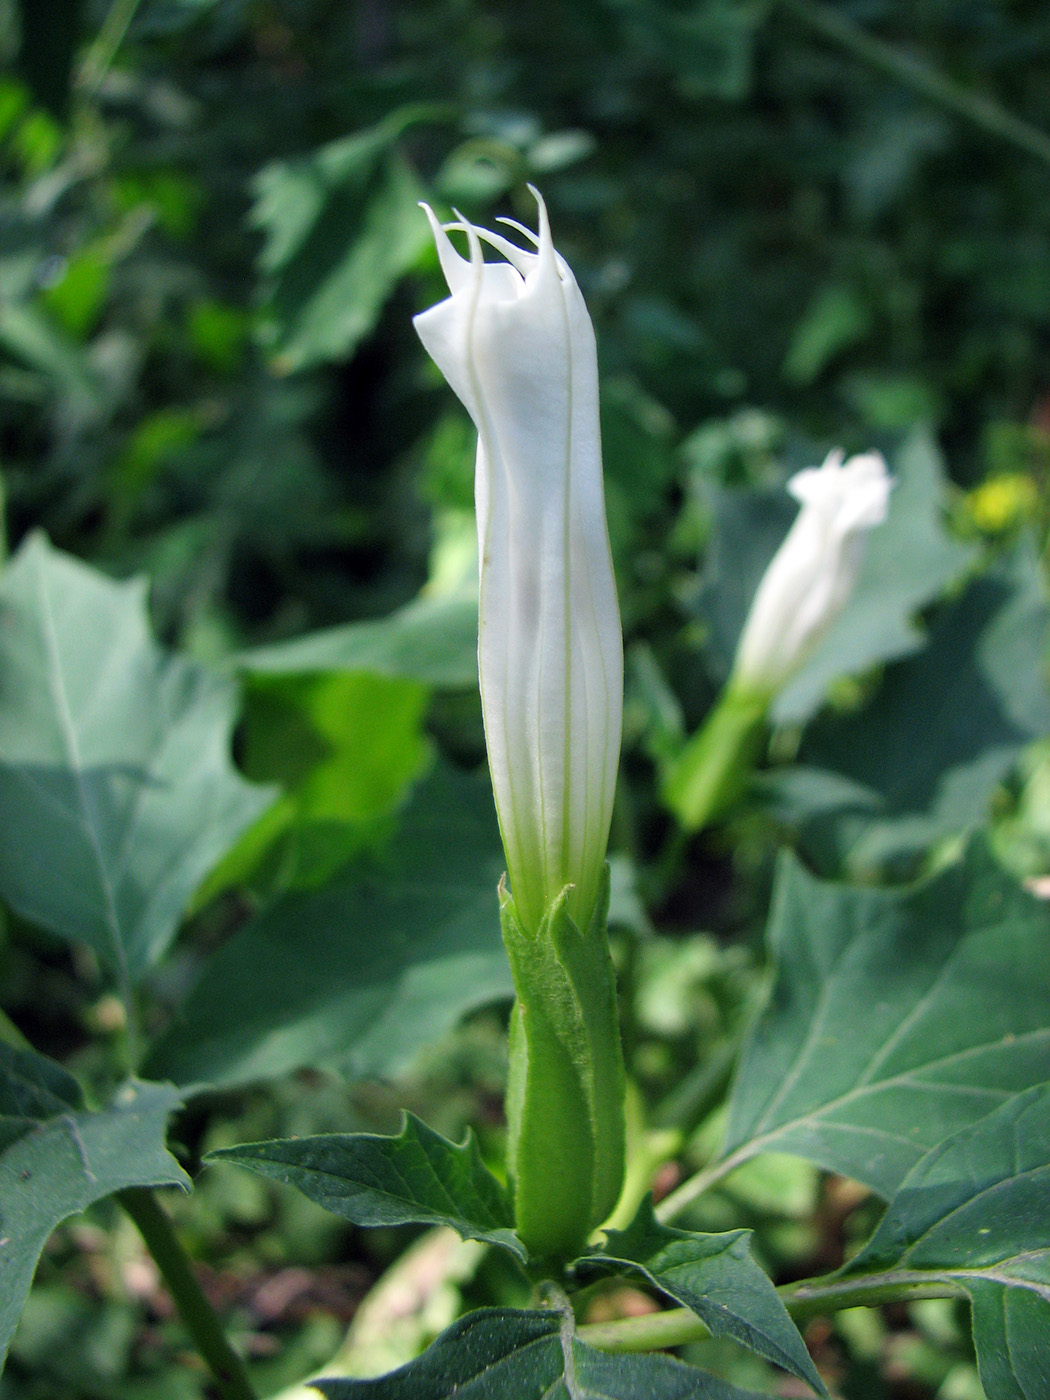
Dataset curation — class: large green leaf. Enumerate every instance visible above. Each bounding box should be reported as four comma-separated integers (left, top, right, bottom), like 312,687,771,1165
775,540,1050,874
239,589,478,689
842,1084,1050,1400
0,1045,189,1371
146,764,513,1090
252,110,433,373
199,670,433,899
577,1200,826,1394
714,841,1050,1200
209,1113,523,1260
0,534,275,986
316,1306,767,1399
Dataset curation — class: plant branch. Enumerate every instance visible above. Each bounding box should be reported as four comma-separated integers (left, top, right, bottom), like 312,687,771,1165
78,0,145,97
578,1270,968,1353
119,1187,258,1400
779,0,1050,169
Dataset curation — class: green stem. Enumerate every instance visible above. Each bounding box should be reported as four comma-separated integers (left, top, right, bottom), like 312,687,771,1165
661,686,770,833
78,0,145,96
118,1187,258,1400
779,0,1050,169
578,1272,968,1353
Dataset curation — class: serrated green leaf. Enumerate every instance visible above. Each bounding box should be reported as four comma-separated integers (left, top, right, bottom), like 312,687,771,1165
238,589,478,689
315,1305,768,1399
0,533,275,986
208,1112,523,1261
842,1084,1050,1400
145,764,513,1090
0,1047,188,1371
577,1199,826,1395
778,539,1050,873
717,840,1050,1199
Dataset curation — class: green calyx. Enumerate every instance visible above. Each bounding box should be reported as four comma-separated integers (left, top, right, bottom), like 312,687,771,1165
499,866,626,1267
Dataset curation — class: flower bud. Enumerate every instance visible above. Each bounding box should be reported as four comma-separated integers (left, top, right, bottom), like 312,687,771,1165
732,449,892,693
414,190,622,937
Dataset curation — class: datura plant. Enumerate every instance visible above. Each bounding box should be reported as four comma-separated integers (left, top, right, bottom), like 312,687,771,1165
4,187,1050,1400
414,189,626,1263
664,449,893,831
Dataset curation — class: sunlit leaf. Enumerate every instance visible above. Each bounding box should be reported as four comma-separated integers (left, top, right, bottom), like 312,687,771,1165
0,534,275,986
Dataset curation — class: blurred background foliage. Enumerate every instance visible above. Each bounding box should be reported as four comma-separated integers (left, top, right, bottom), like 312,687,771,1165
2,1,1050,1396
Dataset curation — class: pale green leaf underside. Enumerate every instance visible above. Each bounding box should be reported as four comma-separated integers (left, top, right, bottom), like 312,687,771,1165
239,589,478,688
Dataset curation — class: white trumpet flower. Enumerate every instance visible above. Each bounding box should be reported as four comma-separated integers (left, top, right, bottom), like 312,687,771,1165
414,190,622,937
732,449,892,693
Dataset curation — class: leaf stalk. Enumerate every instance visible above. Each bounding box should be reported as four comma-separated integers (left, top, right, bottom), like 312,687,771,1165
118,1187,258,1400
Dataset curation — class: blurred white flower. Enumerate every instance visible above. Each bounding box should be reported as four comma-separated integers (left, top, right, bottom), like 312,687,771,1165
414,189,622,936
732,449,892,692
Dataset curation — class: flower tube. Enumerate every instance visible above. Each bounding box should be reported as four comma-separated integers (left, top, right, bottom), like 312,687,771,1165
732,449,892,693
415,191,626,1262
413,189,622,939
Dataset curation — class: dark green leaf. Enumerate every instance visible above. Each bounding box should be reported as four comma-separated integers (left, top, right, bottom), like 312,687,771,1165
578,1199,825,1393
719,840,1050,1199
253,111,434,372
209,1112,523,1260
843,1084,1050,1400
779,539,1050,873
145,765,513,1090
239,589,478,689
0,534,275,985
0,1051,188,1370
316,1305,767,1399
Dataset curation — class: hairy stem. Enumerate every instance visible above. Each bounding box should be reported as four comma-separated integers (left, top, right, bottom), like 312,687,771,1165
118,1187,258,1400
780,0,1050,168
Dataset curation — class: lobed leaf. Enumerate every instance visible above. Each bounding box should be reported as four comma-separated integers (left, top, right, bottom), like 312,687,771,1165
0,1046,188,1371
843,1083,1050,1400
208,1113,523,1260
578,1199,826,1395
719,840,1050,1199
